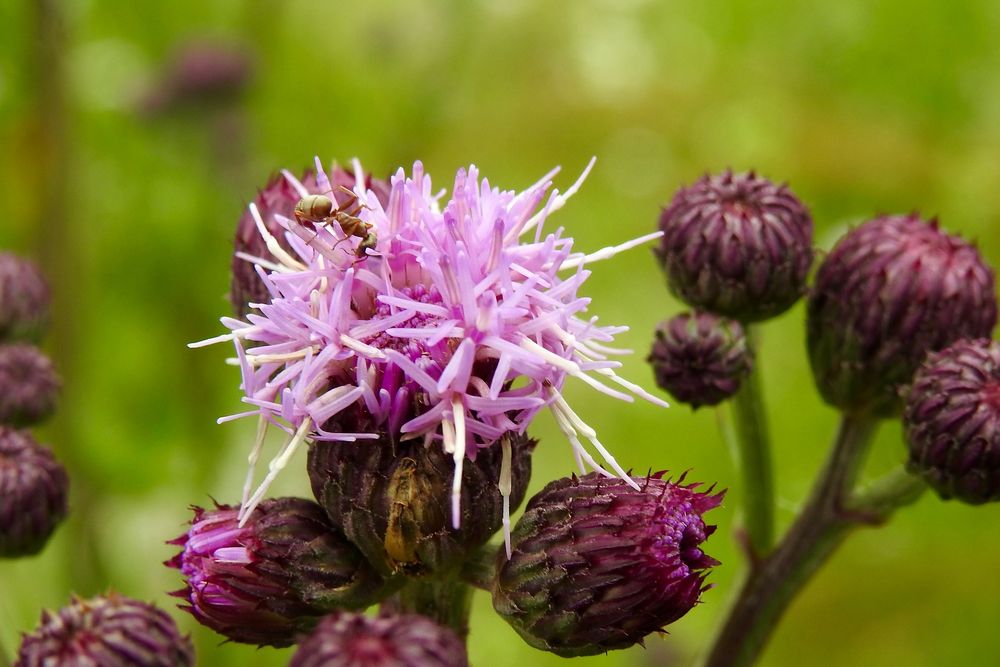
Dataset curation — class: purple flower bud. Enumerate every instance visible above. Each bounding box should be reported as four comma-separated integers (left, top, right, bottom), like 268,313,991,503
15,593,194,667
289,611,469,667
0,253,50,343
231,167,390,316
0,428,67,557
308,433,535,577
167,497,387,647
0,344,60,427
808,214,996,417
656,171,813,322
648,312,752,408
904,339,1000,503
493,472,723,657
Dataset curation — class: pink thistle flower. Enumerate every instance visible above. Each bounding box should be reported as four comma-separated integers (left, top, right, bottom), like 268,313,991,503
193,158,665,542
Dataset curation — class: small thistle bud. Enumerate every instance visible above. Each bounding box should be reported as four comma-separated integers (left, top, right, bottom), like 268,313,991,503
309,433,534,577
656,171,813,322
15,593,194,667
167,497,387,647
0,428,68,557
290,611,469,667
0,253,50,343
808,214,996,417
904,339,1000,503
493,472,723,657
0,345,60,427
648,312,752,408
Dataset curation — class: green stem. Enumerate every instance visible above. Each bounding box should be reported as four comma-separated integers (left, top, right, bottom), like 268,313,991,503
382,577,474,641
848,466,927,522
699,414,882,667
728,327,775,558
460,545,499,592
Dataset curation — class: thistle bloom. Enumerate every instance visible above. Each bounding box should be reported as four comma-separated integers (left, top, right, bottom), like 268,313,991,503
0,253,50,343
0,344,60,427
493,472,723,657
16,593,194,667
808,214,996,416
194,158,665,532
905,339,1000,503
167,498,386,647
290,612,468,667
0,428,68,557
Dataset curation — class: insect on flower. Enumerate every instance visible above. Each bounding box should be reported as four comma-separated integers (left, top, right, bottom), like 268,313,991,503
294,187,378,260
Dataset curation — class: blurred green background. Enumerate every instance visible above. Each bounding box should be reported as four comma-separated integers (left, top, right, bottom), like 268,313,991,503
2,1,1000,665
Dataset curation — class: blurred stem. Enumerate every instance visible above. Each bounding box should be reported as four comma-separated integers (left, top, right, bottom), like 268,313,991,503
382,577,473,641
700,414,907,667
848,466,927,520
728,326,775,559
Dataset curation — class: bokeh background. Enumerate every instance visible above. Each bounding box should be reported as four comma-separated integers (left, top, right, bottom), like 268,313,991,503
2,1,1000,665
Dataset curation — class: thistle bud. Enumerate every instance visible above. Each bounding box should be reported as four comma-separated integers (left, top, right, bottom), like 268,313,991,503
290,611,468,667
15,593,194,667
493,472,723,657
656,171,813,322
904,339,1000,503
167,497,386,647
808,214,996,417
0,253,50,343
648,312,752,408
308,433,534,577
0,428,68,557
0,345,60,427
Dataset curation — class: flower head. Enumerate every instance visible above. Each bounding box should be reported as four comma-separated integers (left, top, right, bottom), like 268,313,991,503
493,472,723,657
904,339,1000,503
656,170,813,322
808,214,996,416
0,428,68,557
290,611,468,667
15,593,193,667
0,253,50,343
0,344,60,427
195,158,665,532
167,497,386,647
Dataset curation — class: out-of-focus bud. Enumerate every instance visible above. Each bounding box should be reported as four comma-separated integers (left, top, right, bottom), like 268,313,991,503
493,472,723,657
0,344,60,427
656,171,813,322
15,593,194,667
0,253,50,343
0,428,68,558
808,214,996,417
290,611,468,667
140,41,252,114
166,497,387,647
904,339,1000,503
648,311,752,408
308,433,534,577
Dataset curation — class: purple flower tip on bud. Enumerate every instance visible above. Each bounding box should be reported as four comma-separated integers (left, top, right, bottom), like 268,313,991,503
493,472,724,657
0,345,60,427
904,339,1000,503
15,593,194,667
0,428,68,558
166,497,387,647
808,214,997,417
648,312,752,408
656,171,813,322
290,611,469,667
0,253,50,343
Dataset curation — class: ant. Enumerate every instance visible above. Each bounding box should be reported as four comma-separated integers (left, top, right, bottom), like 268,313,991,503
293,185,377,259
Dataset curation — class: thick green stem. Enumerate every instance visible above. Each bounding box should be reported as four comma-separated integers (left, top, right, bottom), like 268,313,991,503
460,545,499,592
728,327,775,558
382,577,474,641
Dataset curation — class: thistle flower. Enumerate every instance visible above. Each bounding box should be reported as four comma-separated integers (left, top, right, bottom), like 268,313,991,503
904,339,1000,503
309,433,534,576
656,170,813,322
193,158,665,535
0,253,50,343
290,611,469,667
808,214,996,417
493,472,723,657
0,344,60,427
648,311,752,408
167,497,386,647
0,428,68,557
15,593,193,667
